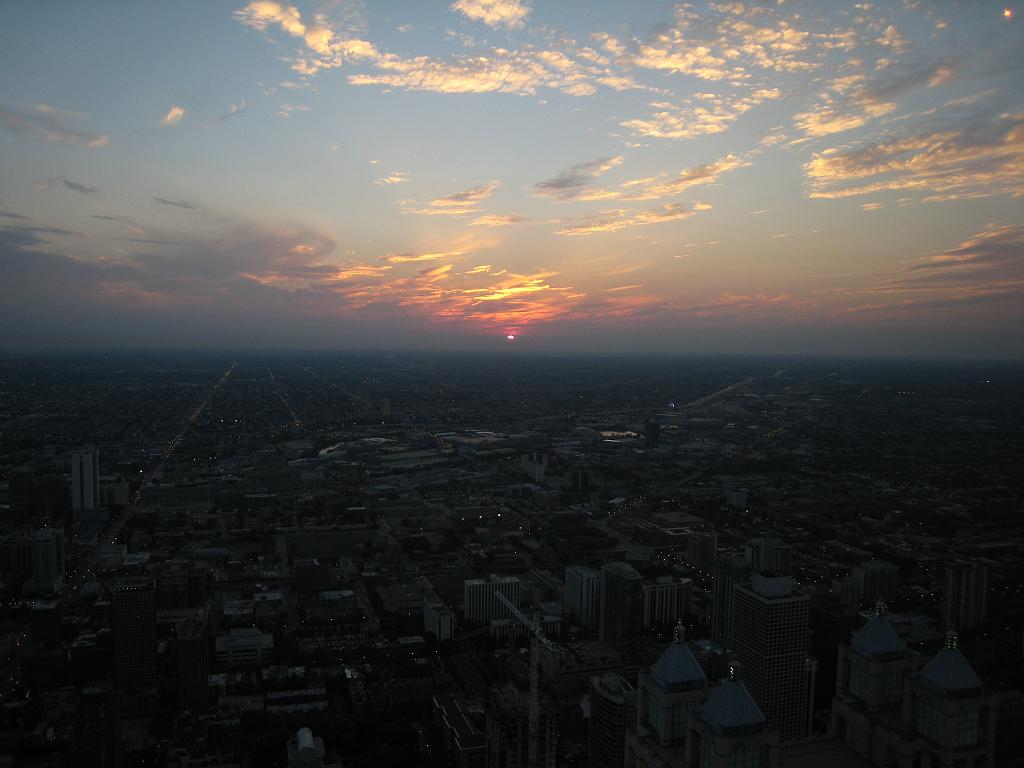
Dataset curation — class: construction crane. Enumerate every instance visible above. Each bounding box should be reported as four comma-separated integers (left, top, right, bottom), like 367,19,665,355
494,591,563,768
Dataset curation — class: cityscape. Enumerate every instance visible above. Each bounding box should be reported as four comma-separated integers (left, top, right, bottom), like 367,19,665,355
2,1,1023,768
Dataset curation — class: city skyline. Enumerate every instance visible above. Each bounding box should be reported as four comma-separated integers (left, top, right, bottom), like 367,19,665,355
1,0,1022,358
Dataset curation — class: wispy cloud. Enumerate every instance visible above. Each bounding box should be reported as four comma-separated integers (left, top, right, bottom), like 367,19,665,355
451,0,530,30
33,176,97,195
216,100,249,122
0,104,107,147
533,157,623,201
162,106,185,125
623,89,780,141
556,202,711,236
471,214,528,227
405,182,499,216
153,196,199,211
375,172,410,185
805,111,1024,202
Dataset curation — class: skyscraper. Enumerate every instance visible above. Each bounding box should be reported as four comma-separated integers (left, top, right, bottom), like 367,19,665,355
733,574,812,742
565,565,601,628
943,559,989,631
745,537,793,577
711,551,749,650
112,578,156,689
599,561,643,662
71,445,100,513
463,574,520,624
588,674,637,768
641,576,691,629
30,527,65,594
177,617,209,711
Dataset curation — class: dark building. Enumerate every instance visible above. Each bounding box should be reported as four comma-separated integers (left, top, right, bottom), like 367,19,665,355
589,673,637,768
711,551,749,650
112,578,157,689
599,561,643,662
177,617,210,711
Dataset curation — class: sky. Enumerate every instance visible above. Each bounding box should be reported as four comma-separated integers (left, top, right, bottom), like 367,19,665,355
1,0,1022,359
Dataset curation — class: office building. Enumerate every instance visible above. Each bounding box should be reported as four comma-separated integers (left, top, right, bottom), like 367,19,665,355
112,578,157,689
627,622,709,767
177,617,210,711
687,530,718,575
695,668,779,768
642,576,691,629
832,619,1003,768
599,561,643,662
733,574,812,742
434,694,487,768
746,538,793,577
486,685,557,768
565,565,601,628
943,560,989,631
71,445,100,513
588,674,636,768
853,560,900,604
463,574,520,624
711,552,750,650
30,527,65,594
425,595,456,641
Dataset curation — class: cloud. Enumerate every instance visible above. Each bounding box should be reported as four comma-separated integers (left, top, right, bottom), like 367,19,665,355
533,154,745,204
805,111,1024,202
405,182,499,216
451,0,530,29
162,106,185,125
533,157,623,201
216,100,249,122
470,214,528,227
383,250,463,263
375,172,410,185
556,202,711,236
33,176,97,195
153,196,200,211
624,90,780,141
794,59,955,138
622,155,747,200
0,104,107,147
839,225,1024,320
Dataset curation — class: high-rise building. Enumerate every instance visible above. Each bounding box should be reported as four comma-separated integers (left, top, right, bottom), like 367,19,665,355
733,574,812,741
627,622,709,767
177,617,209,711
30,527,65,594
686,530,718,575
486,685,557,768
71,446,100,513
588,674,637,768
943,560,989,631
853,560,900,604
808,592,860,712
111,578,156,689
565,565,601,628
73,684,122,768
745,537,792,577
711,551,749,650
695,668,779,767
424,595,456,641
463,575,520,624
641,576,691,629
832,621,1001,768
599,561,643,662
10,464,35,520
30,599,63,649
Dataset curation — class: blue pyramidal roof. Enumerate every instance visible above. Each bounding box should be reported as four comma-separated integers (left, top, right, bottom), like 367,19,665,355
920,647,983,692
702,679,765,734
651,637,706,688
851,616,906,657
